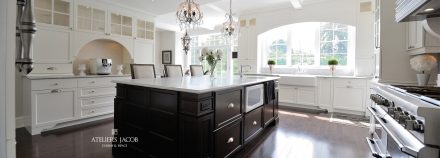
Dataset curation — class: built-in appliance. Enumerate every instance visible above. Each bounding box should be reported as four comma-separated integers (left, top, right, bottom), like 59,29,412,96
245,84,264,113
89,58,112,75
395,0,440,22
367,83,440,158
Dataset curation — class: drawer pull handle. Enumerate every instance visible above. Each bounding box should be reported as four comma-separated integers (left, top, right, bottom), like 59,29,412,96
51,89,62,93
253,121,257,125
90,81,96,84
53,83,59,86
227,103,234,109
46,67,56,70
227,137,234,144
91,110,95,113
346,85,352,88
89,90,95,93
90,100,95,103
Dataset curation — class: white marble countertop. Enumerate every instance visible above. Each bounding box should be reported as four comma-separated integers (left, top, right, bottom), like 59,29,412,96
113,75,280,94
245,73,373,79
25,74,131,79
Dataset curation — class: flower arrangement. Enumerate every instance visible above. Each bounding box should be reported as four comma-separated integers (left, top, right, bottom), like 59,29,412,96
410,54,438,86
410,54,438,74
199,47,223,77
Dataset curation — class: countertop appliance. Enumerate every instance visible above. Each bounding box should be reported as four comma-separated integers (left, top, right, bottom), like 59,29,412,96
395,0,440,22
89,58,112,75
245,84,264,113
367,83,440,158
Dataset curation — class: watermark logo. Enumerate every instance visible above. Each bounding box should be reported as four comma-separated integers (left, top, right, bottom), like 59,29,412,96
90,129,138,148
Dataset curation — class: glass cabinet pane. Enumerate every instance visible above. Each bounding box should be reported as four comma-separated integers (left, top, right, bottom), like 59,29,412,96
122,26,132,36
53,13,69,26
54,0,70,14
78,17,91,30
146,31,154,40
35,0,52,10
35,9,52,24
111,13,121,24
92,21,105,33
78,5,91,18
137,30,146,39
146,22,154,31
122,16,132,26
137,20,146,29
111,24,121,35
93,9,105,21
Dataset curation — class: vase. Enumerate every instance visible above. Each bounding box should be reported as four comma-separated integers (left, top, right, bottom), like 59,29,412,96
269,65,274,74
116,65,123,75
329,65,336,76
416,74,430,86
209,63,217,78
78,64,86,76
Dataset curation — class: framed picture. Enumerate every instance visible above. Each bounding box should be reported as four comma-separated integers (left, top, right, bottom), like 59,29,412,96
162,50,172,64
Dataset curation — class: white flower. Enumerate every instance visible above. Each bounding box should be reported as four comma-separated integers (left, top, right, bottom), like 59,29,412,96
410,55,438,73
201,47,209,54
215,49,223,60
198,56,204,62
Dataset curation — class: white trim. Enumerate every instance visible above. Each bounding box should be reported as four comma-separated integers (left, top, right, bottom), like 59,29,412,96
5,0,16,157
0,0,7,156
15,116,29,129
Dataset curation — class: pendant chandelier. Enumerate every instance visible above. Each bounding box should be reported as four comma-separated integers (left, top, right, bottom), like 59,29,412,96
222,0,238,37
181,31,191,55
176,0,203,29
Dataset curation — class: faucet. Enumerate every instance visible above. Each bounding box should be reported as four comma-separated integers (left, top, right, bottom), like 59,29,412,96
240,65,252,78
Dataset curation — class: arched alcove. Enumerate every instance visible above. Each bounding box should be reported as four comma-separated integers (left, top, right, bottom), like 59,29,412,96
73,39,132,75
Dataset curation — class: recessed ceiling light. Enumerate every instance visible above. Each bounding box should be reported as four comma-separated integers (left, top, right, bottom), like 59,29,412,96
424,8,435,12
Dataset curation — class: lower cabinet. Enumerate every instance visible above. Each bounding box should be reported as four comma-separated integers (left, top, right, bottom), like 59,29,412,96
214,118,243,158
263,101,274,127
32,88,76,126
244,107,263,142
279,85,315,106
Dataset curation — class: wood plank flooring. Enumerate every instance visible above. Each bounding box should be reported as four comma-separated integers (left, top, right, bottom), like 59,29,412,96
16,110,371,158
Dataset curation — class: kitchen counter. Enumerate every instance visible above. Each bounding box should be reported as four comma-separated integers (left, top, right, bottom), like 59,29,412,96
113,75,279,94
25,74,131,79
245,73,373,79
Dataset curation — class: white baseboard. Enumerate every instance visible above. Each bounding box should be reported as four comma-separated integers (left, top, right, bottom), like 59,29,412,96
15,116,29,128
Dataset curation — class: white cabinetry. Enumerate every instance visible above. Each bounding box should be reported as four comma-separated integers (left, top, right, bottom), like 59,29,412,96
76,4,107,34
110,12,133,37
237,20,256,60
34,0,73,28
33,27,71,63
24,76,129,135
317,77,332,108
332,79,366,111
406,21,440,55
279,85,315,106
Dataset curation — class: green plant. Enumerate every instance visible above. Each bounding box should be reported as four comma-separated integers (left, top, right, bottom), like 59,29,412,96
327,59,339,65
267,60,276,65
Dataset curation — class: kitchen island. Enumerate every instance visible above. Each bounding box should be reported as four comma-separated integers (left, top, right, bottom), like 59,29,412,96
112,75,279,158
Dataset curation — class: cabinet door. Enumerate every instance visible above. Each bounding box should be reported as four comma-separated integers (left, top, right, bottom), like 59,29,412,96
34,0,72,28
297,87,315,106
332,86,365,111
33,28,71,63
133,40,154,64
76,4,106,34
32,88,76,126
318,78,332,108
278,85,297,104
407,21,417,50
237,27,248,60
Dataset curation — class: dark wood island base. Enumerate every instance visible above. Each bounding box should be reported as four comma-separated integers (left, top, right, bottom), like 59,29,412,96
113,80,279,158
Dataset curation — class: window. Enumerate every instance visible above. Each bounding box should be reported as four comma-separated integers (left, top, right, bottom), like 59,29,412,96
261,22,355,68
189,33,237,76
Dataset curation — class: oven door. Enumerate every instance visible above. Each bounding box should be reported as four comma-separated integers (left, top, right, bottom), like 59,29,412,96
245,84,264,113
367,106,390,158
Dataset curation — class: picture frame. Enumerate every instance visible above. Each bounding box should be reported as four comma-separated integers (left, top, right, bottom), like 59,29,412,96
162,50,172,64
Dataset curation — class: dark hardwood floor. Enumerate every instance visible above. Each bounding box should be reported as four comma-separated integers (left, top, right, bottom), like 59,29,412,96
16,110,371,158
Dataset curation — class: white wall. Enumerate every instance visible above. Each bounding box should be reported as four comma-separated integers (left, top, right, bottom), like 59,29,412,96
0,0,7,156
237,0,374,76
155,30,187,75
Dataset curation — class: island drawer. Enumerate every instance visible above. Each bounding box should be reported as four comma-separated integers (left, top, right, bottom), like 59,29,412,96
244,106,263,141
214,118,242,158
80,87,116,97
215,88,243,129
180,98,213,116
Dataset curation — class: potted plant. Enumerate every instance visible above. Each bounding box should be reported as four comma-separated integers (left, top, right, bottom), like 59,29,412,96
328,59,339,76
410,54,438,86
199,47,223,77
267,60,276,74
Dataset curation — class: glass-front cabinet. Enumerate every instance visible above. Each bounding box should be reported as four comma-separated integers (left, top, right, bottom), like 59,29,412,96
76,5,106,34
34,0,72,28
137,19,154,40
111,13,133,37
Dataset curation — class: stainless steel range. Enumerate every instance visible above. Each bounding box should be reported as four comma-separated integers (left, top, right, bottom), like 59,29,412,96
367,82,440,158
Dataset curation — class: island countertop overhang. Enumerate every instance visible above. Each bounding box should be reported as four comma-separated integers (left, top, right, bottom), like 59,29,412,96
113,75,279,94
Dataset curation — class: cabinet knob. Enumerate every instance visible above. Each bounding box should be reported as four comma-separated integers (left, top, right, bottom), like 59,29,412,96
53,83,59,86
346,85,353,88
227,137,234,144
91,110,95,113
47,67,56,70
227,103,234,109
51,89,62,93
253,121,257,125
90,81,96,84
90,100,95,104
89,90,95,93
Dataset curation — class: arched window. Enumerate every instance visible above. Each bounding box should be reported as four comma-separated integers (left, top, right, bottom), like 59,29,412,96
268,39,287,65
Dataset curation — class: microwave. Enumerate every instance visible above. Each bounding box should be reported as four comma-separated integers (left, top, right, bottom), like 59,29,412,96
245,84,264,113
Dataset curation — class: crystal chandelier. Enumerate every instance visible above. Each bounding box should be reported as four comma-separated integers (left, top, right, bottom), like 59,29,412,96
176,0,203,29
181,31,191,55
222,0,238,37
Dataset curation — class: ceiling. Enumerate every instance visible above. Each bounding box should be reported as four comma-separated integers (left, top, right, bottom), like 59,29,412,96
104,0,330,31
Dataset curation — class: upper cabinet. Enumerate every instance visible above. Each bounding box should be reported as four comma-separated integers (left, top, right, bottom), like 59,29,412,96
34,0,73,28
136,19,154,40
110,13,133,37
76,4,107,34
406,21,440,55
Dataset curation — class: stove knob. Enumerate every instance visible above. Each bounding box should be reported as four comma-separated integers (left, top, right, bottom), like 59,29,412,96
398,114,409,124
387,107,395,117
414,120,425,133
404,115,416,130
